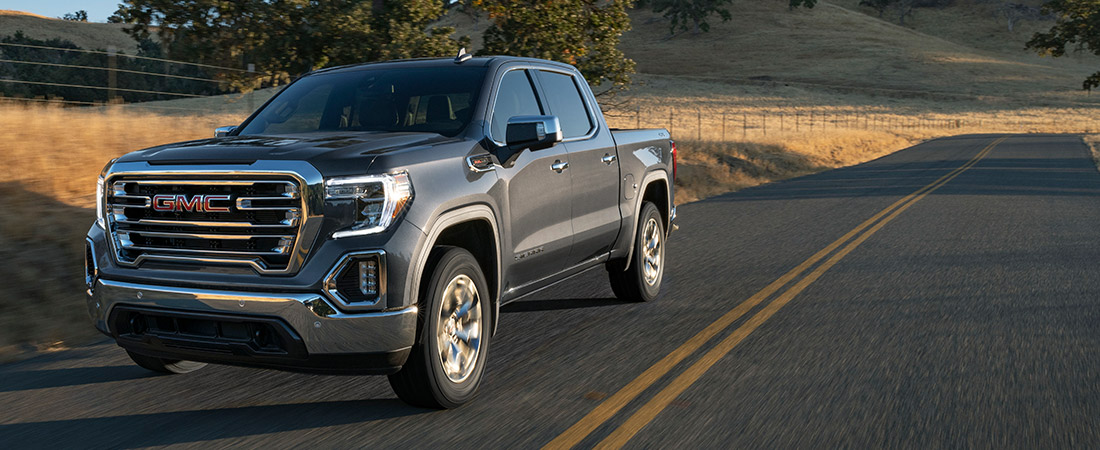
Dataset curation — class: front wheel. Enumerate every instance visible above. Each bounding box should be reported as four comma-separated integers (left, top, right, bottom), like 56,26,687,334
608,201,665,302
388,246,491,409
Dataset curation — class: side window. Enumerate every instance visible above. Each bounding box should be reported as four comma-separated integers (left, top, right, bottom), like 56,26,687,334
491,70,543,141
537,71,593,139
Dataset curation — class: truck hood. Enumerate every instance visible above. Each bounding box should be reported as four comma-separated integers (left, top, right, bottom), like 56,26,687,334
117,131,460,173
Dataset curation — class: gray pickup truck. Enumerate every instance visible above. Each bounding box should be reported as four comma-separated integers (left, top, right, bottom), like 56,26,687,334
86,54,675,408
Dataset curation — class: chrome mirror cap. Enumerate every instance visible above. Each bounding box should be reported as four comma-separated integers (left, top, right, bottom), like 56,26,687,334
214,126,237,138
505,115,563,151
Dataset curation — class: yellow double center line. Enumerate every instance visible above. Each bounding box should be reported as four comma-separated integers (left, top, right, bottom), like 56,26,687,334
545,137,1006,449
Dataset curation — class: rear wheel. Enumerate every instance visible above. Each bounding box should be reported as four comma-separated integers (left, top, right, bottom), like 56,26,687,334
608,201,665,302
388,246,491,409
126,351,207,374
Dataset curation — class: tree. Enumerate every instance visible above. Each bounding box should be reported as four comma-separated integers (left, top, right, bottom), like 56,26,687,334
891,0,917,25
859,0,892,18
1028,0,1100,90
61,10,88,21
789,0,817,10
647,0,732,35
116,0,466,91
474,0,635,94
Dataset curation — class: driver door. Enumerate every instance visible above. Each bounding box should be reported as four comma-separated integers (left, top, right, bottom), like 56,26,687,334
491,69,574,290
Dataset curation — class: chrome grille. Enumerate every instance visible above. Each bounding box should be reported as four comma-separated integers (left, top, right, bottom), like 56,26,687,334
106,176,307,274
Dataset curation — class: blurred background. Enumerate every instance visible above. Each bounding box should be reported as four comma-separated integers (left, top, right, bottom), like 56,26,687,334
1,0,1098,360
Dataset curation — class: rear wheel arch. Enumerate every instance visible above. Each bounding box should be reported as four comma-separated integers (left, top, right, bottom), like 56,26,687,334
621,171,671,270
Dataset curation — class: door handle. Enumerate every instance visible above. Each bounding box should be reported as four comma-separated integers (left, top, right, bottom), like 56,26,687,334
551,160,569,173
602,154,617,165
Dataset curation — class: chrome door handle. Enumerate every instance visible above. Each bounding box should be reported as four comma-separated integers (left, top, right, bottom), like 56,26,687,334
602,154,617,165
551,160,569,173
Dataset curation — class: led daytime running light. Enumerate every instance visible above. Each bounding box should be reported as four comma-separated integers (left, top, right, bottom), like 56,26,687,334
325,172,412,238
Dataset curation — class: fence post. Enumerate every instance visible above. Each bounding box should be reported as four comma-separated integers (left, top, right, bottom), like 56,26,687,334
796,111,800,131
107,45,118,103
247,63,256,112
697,108,702,140
669,108,674,135
810,111,814,132
762,112,767,136
743,113,747,139
722,112,726,141
636,106,641,129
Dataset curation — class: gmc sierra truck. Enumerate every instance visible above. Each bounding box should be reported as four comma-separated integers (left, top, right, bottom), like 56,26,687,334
85,54,676,408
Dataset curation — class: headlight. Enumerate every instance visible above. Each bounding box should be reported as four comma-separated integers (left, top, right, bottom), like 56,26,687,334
325,171,412,238
95,159,117,230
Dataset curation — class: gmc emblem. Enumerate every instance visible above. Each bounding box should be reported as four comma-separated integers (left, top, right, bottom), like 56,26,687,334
152,194,232,213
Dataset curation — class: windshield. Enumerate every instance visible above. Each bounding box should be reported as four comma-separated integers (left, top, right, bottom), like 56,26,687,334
238,66,487,137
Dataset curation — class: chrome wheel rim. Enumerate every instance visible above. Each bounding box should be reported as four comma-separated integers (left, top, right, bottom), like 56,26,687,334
436,274,482,383
641,217,662,286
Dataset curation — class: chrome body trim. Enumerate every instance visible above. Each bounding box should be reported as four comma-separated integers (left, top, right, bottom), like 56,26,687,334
322,250,388,311
466,154,496,173
102,161,325,275
87,279,418,354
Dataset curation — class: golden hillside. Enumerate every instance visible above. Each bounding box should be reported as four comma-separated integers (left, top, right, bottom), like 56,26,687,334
441,1,1097,106
0,9,137,53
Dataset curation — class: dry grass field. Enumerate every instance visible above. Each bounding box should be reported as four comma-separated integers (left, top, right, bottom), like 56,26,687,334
0,105,245,360
2,0,1100,358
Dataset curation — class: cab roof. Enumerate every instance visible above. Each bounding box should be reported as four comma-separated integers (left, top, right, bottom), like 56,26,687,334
309,56,577,76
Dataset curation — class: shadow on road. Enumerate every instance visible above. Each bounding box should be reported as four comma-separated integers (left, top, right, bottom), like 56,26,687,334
501,297,629,313
0,365,157,392
0,399,427,447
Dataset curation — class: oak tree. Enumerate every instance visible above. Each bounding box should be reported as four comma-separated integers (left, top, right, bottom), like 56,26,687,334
1027,0,1100,89
474,0,635,94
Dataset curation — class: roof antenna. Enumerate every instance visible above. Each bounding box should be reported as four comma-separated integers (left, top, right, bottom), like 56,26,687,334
454,47,472,64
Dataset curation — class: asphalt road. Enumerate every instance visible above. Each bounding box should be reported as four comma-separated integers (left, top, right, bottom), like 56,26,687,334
3,134,1100,448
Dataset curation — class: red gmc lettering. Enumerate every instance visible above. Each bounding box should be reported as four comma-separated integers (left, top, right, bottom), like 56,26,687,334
151,194,231,213
203,195,231,213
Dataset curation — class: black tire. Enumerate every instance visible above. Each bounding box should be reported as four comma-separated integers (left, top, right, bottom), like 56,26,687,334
126,351,207,374
608,201,665,302
388,246,492,409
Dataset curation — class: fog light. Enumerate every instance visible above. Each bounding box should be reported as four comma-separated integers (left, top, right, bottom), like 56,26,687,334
359,260,378,296
324,251,386,308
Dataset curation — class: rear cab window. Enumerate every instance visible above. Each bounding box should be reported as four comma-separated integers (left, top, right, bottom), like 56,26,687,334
536,70,594,139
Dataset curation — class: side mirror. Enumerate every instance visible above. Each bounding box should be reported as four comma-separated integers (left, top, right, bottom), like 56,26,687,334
214,126,237,138
505,115,562,152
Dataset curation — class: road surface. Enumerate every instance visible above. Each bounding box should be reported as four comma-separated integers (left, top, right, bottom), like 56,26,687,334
2,134,1099,448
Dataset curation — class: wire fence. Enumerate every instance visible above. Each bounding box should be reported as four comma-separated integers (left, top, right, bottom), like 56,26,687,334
606,106,1100,141
3,42,1100,139
0,42,265,74
0,41,267,107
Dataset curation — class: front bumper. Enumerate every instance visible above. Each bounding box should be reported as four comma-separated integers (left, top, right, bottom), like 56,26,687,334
87,279,418,373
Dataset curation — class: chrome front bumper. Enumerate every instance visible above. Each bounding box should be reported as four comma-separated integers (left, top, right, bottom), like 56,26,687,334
87,279,417,355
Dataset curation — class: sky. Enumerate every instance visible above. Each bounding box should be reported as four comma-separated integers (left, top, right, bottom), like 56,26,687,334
0,1,120,22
